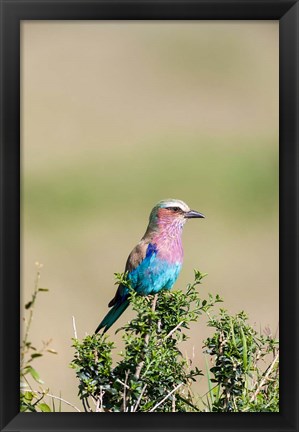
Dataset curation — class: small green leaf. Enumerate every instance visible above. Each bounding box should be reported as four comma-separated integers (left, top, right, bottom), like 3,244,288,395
240,327,248,370
38,402,51,412
25,301,33,309
38,288,49,292
30,353,43,359
25,366,44,384
230,317,237,350
24,391,34,401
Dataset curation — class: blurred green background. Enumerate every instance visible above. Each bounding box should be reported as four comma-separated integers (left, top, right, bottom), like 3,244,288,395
21,21,278,411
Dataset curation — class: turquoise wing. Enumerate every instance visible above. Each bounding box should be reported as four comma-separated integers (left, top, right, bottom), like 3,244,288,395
128,243,182,295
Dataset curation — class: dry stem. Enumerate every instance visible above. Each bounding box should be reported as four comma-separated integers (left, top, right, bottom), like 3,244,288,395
250,351,279,403
36,391,81,412
149,382,183,412
134,294,158,380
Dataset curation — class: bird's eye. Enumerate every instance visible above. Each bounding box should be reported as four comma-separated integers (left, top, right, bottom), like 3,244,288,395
165,206,181,212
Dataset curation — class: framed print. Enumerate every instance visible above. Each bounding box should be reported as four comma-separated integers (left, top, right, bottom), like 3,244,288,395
0,0,298,431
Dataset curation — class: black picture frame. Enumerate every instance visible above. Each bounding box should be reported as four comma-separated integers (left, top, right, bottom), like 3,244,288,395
0,1,298,431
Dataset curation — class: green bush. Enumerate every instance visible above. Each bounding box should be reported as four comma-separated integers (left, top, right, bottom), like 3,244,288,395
20,266,279,412
71,271,220,412
203,310,279,412
70,271,279,412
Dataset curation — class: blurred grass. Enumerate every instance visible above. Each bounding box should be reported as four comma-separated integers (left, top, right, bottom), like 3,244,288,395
23,133,278,232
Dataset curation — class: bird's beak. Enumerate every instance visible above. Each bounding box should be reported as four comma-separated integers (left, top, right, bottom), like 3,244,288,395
185,210,205,219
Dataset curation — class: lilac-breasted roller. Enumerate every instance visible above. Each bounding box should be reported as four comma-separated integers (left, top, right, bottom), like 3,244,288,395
95,199,204,333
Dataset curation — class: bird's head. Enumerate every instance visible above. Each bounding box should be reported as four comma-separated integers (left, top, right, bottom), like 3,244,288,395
148,199,205,233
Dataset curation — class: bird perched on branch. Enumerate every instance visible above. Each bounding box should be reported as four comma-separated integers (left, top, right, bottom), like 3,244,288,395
95,199,205,333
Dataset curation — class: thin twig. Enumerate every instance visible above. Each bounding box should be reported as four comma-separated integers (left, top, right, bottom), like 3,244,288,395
82,397,92,412
116,378,130,389
36,391,81,412
134,294,158,380
72,316,78,339
165,320,184,340
151,294,158,312
99,386,104,412
82,398,88,412
21,374,35,393
122,371,129,412
250,351,279,403
95,398,100,413
91,395,98,407
172,393,176,412
134,359,144,380
32,392,46,408
133,384,147,412
21,266,42,363
149,382,183,412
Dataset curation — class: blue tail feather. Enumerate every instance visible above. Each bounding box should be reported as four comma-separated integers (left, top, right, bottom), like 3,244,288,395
95,299,129,334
